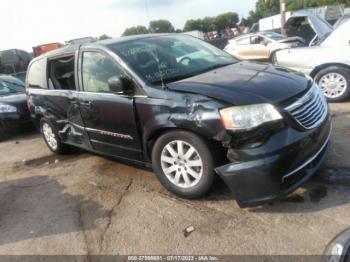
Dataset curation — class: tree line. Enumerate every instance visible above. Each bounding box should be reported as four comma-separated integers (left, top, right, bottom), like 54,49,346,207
98,0,349,38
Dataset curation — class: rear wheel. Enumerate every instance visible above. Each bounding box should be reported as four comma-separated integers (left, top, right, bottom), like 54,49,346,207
315,66,350,102
152,131,215,199
40,119,72,154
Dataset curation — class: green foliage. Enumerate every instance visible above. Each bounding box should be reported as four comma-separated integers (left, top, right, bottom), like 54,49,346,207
183,12,239,32
121,0,350,36
184,19,203,32
149,20,175,33
287,0,350,10
122,26,149,36
214,12,239,31
98,34,112,40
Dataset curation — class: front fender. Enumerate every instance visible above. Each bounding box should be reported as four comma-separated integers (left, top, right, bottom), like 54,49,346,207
135,93,231,160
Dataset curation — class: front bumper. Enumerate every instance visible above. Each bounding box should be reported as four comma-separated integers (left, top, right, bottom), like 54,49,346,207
215,117,332,208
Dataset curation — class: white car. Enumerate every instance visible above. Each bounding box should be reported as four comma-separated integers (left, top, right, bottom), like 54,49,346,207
275,19,350,102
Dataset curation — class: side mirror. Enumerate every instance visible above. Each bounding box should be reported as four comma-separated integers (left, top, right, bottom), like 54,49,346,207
108,76,124,93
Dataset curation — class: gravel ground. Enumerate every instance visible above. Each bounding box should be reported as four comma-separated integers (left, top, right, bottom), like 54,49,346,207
0,103,349,256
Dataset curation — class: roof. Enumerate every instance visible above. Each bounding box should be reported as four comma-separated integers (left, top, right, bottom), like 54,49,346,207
34,33,171,60
96,33,170,46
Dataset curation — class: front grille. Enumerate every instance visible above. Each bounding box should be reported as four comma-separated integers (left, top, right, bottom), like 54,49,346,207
285,84,328,130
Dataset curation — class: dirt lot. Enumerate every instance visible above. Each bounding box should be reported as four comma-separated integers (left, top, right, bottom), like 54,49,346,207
0,103,349,256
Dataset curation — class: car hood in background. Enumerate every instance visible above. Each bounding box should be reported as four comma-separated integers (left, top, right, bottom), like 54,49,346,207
0,93,28,113
285,11,333,40
167,62,309,105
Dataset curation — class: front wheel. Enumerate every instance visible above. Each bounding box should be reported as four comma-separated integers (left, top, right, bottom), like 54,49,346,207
152,131,215,199
315,66,350,102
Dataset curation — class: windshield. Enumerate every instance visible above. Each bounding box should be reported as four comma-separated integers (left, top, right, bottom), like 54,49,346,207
261,32,286,41
109,35,237,85
0,78,25,96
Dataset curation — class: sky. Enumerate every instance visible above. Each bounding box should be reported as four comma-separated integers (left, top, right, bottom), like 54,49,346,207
1,0,257,52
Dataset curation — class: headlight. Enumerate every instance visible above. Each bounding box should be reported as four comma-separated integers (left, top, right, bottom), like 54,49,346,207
323,228,350,262
0,104,17,113
220,104,282,131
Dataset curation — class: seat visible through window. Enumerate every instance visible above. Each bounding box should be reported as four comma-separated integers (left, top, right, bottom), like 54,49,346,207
48,56,76,90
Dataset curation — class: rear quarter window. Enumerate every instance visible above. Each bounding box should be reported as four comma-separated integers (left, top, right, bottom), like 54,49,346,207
27,58,47,89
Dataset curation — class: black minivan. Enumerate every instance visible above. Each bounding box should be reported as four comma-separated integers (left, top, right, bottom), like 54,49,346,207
26,34,331,207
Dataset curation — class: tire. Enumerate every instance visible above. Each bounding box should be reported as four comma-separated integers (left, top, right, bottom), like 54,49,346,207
40,119,72,154
152,130,215,199
315,66,350,102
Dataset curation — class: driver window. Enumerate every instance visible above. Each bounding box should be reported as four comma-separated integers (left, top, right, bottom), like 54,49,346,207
250,36,261,44
82,51,122,93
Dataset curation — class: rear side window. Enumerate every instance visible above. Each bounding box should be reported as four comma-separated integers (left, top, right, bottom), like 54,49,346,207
27,58,47,89
48,56,76,90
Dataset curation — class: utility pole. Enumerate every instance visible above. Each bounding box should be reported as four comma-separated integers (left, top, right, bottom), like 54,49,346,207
280,0,287,35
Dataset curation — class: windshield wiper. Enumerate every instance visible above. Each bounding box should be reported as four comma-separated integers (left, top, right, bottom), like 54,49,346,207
153,73,198,85
152,62,236,85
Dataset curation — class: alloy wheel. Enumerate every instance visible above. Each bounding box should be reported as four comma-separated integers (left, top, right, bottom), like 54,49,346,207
160,140,203,188
42,123,58,150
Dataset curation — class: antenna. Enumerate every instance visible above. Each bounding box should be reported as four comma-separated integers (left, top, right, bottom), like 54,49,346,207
144,0,165,89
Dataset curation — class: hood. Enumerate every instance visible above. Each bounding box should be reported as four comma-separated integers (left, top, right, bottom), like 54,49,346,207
285,11,333,44
166,62,310,105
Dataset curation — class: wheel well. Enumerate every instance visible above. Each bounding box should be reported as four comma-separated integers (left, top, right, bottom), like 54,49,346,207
310,63,350,78
33,114,43,129
145,128,225,164
270,49,280,57
146,128,182,160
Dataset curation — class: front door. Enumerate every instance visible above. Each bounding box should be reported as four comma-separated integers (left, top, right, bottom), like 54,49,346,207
248,36,270,60
78,50,143,161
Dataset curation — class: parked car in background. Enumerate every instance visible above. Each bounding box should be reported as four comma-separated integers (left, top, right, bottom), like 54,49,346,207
0,75,31,139
0,49,32,82
224,32,304,61
33,43,64,57
27,34,331,207
274,19,350,102
259,10,335,46
284,11,333,46
333,13,350,29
